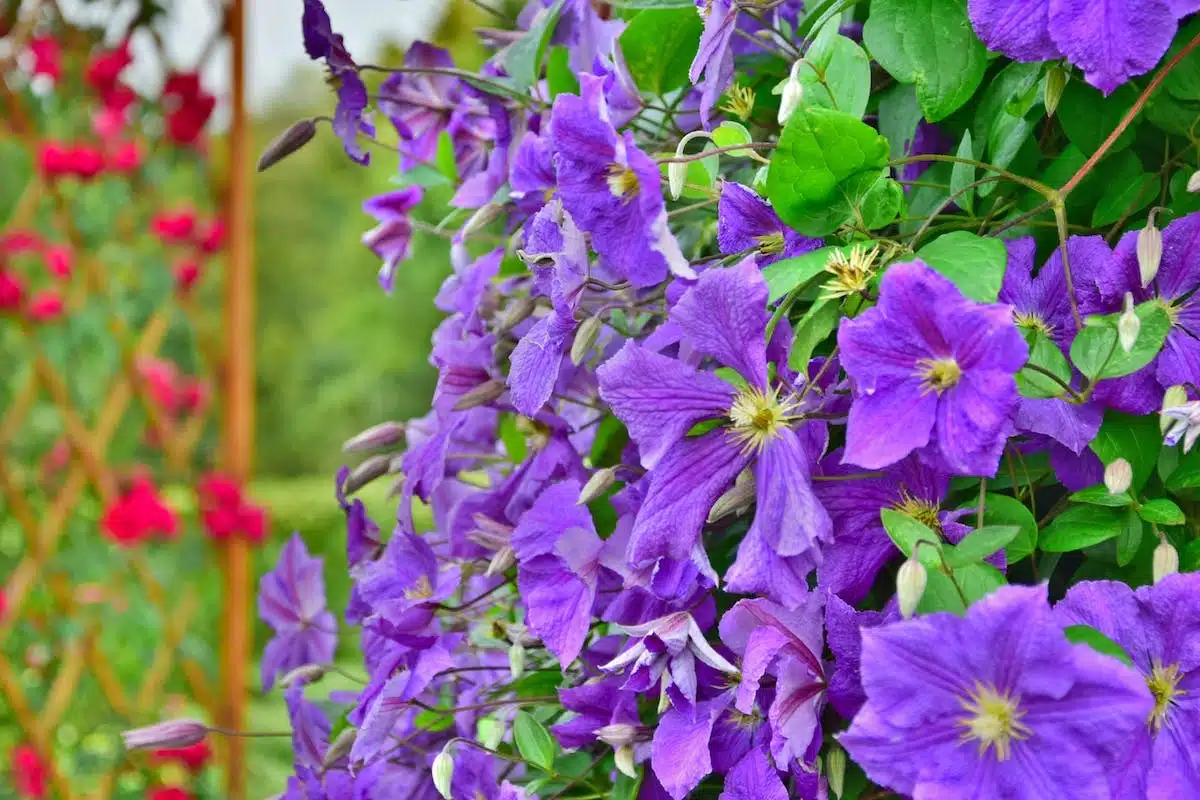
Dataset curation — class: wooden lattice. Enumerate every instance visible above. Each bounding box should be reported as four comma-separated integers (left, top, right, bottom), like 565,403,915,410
0,2,253,797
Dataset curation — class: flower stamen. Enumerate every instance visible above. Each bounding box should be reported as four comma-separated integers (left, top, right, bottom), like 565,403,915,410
1147,661,1186,732
891,489,943,532
917,357,962,395
606,164,640,202
755,231,785,255
721,83,756,121
1013,310,1054,337
956,681,1031,761
728,385,800,455
822,245,880,299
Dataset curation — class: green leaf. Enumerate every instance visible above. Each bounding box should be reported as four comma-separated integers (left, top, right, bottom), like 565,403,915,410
504,0,564,89
1059,81,1139,155
973,62,1043,169
1069,303,1171,380
1091,152,1159,227
855,174,904,230
1064,625,1135,666
795,34,872,118
392,164,452,188
862,0,987,122
1040,505,1124,552
658,154,718,199
880,508,943,568
945,526,1020,568
513,710,558,771
766,106,891,236
1089,411,1163,494
1139,498,1186,525
950,131,975,214
436,130,459,182
877,83,923,162
974,493,1038,564
915,231,1007,302
618,8,703,95
916,562,1006,615
1016,330,1073,399
1069,485,1134,507
1116,507,1144,567
762,245,845,303
712,121,755,157
545,46,579,98
788,298,841,374
613,771,641,800
0,140,32,227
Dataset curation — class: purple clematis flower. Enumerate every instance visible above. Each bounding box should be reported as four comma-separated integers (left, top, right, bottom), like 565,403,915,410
508,200,589,416
824,592,899,719
379,42,467,169
717,182,822,266
301,0,371,165
815,452,971,603
548,74,692,287
511,480,605,668
600,609,739,716
355,530,461,635
361,187,424,293
286,683,331,772
554,677,644,749
510,128,556,214
1056,575,1200,798
719,592,827,769
719,746,788,800
598,259,833,589
841,583,1153,798
1090,211,1200,414
839,260,1028,476
900,121,954,183
968,0,1199,94
259,533,338,692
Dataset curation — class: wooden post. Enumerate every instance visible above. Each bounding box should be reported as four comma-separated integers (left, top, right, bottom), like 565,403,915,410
221,0,254,796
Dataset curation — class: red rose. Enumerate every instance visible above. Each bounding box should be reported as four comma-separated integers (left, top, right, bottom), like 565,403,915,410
26,290,64,323
11,743,48,799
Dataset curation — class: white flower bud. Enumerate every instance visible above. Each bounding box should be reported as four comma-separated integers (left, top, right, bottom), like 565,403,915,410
279,663,328,688
1188,169,1200,193
668,160,687,201
121,719,209,750
432,747,454,799
1154,540,1180,584
1043,65,1068,117
1138,219,1163,287
1161,385,1188,434
825,745,847,799
614,744,637,779
1104,458,1133,495
570,315,603,366
322,728,356,770
508,641,526,680
342,421,406,453
485,545,515,577
1118,292,1140,354
896,557,927,619
777,60,805,125
708,469,756,523
452,379,506,411
496,296,536,334
578,467,617,505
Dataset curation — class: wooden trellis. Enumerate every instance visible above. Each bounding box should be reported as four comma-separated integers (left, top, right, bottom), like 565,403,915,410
0,0,253,797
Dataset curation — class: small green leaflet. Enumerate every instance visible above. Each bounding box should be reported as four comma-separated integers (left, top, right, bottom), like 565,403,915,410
950,131,975,214
1089,411,1162,494
975,493,1038,564
794,33,872,118
513,711,558,771
788,298,841,374
880,508,942,568
1116,507,1143,567
917,562,1007,615
1069,303,1171,380
1064,625,1134,666
762,244,846,303
1040,505,1124,552
504,0,564,89
862,0,987,122
1069,484,1134,507
618,8,703,95
711,121,755,157
545,46,579,98
915,231,1007,303
944,526,1020,568
1139,498,1185,525
1016,330,1073,399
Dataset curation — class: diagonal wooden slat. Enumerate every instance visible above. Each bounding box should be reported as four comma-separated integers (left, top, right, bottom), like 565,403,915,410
0,654,77,800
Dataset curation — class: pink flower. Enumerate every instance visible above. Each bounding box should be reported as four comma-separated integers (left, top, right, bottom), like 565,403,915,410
85,41,131,93
196,218,225,255
11,743,48,799
173,259,201,294
44,245,72,280
146,788,192,800
68,145,105,180
198,473,268,544
27,37,60,82
93,106,126,140
162,72,215,146
0,229,42,254
26,291,63,323
101,476,178,545
0,270,24,313
107,141,143,173
152,741,212,772
151,209,197,245
37,141,72,179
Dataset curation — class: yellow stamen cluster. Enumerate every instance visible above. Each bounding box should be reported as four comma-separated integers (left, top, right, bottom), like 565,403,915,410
728,385,800,455
721,83,757,121
822,245,881,299
917,357,963,395
891,489,943,532
1147,661,1186,732
606,164,640,201
1013,310,1055,338
1158,298,1181,327
956,682,1031,761
404,574,434,601
755,231,786,255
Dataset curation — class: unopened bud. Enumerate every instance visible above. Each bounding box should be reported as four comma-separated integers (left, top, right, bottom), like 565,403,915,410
778,73,803,125
1118,292,1140,354
1104,458,1133,495
570,315,603,365
322,728,356,770
668,160,687,200
896,558,927,619
1154,540,1180,584
1162,385,1189,433
708,470,756,523
386,474,406,499
343,454,391,495
121,719,208,751
508,641,526,680
595,723,639,748
1188,170,1200,193
342,421,406,453
432,746,454,799
578,467,617,505
1137,218,1163,287
1043,65,1068,117
486,545,515,577
825,745,847,799
496,296,536,334
614,745,637,779
461,202,504,240
279,663,328,688
257,118,318,172
452,379,506,411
